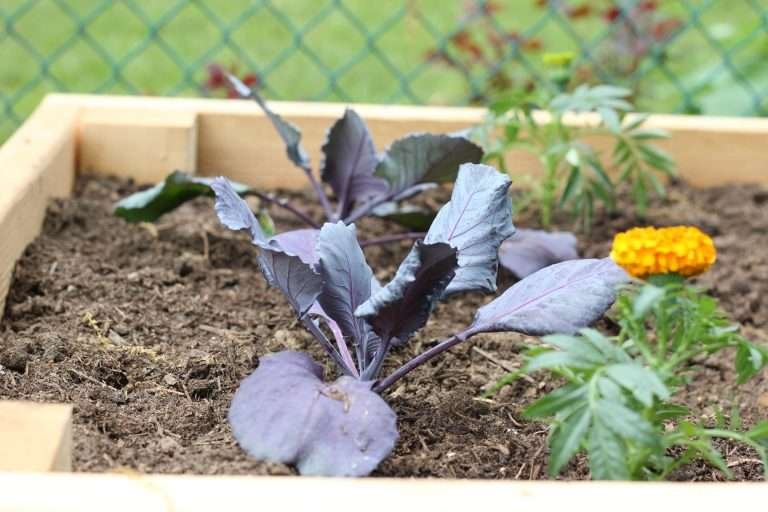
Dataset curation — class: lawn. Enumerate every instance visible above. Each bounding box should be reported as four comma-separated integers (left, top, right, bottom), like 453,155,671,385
1,0,766,141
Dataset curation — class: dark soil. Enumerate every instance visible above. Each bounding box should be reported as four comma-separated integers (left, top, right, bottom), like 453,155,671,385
1,175,766,480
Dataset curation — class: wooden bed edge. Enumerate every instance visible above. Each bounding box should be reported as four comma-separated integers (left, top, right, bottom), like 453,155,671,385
42,93,768,188
0,472,765,512
0,97,79,320
0,401,72,472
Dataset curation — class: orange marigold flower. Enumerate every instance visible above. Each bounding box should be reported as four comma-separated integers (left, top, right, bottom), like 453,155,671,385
609,226,716,279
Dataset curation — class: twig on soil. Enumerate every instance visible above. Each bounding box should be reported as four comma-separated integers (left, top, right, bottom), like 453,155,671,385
472,346,535,384
68,368,117,390
727,457,763,468
472,346,515,372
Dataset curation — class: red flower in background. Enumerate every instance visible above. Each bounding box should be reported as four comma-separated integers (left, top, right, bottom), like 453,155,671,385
204,63,259,99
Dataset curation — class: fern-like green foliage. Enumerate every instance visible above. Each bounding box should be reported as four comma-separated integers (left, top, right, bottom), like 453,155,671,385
476,84,676,229
487,281,768,480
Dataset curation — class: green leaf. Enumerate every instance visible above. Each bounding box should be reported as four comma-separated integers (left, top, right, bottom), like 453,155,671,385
599,107,621,133
585,158,614,193
588,417,630,480
257,209,276,237
595,399,657,446
559,166,582,207
638,144,675,173
114,171,251,223
524,384,588,419
603,363,670,406
549,406,592,475
544,333,607,362
525,350,597,372
632,284,665,318
653,403,690,422
629,128,670,140
579,329,631,363
623,113,650,131
746,421,768,442
735,341,767,384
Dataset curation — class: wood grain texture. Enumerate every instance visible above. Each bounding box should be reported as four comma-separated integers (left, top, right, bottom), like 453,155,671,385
0,401,72,472
45,93,768,189
0,98,78,318
0,473,766,512
79,109,198,183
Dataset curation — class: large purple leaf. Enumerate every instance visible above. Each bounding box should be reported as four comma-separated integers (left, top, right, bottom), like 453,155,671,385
424,163,515,296
470,258,629,336
271,229,320,264
229,351,398,476
316,222,378,364
499,229,579,279
211,178,321,316
227,74,310,169
321,109,388,218
375,133,484,196
356,242,457,347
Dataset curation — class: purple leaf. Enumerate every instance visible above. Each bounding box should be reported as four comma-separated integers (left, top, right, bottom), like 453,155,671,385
470,258,630,336
271,229,320,264
229,351,398,476
424,163,515,296
499,229,579,279
211,178,321,316
356,242,457,347
375,133,484,196
321,109,388,218
226,75,309,169
211,177,267,244
316,222,378,366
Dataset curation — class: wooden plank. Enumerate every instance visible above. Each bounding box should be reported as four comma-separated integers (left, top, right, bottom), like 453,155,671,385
78,109,198,183
0,401,72,472
45,93,768,189
0,97,78,318
0,473,766,512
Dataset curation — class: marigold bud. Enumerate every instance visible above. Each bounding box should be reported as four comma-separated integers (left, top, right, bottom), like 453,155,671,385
609,226,716,279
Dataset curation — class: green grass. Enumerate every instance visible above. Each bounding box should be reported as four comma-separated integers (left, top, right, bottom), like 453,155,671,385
1,0,766,141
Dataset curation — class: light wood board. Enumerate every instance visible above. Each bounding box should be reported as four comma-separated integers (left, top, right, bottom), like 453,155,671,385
0,401,72,472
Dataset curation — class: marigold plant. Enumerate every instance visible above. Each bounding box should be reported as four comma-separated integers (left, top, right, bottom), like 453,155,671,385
610,226,716,279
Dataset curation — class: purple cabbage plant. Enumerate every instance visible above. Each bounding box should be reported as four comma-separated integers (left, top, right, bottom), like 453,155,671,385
211,162,630,477
115,75,482,239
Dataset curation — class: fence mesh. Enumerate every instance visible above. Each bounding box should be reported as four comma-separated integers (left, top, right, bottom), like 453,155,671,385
2,0,767,139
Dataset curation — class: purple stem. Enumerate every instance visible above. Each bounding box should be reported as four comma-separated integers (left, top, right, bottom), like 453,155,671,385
372,327,477,393
360,232,426,247
301,317,356,377
302,165,335,221
250,190,320,229
344,193,391,224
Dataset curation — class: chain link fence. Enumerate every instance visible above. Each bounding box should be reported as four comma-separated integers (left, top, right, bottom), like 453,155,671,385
2,1,767,140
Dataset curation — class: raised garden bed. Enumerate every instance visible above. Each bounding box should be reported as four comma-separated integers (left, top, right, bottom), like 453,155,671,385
1,94,767,508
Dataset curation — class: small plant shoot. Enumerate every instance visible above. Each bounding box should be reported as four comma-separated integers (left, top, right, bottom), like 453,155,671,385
115,74,483,240
488,225,768,480
211,163,629,476
476,84,676,229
